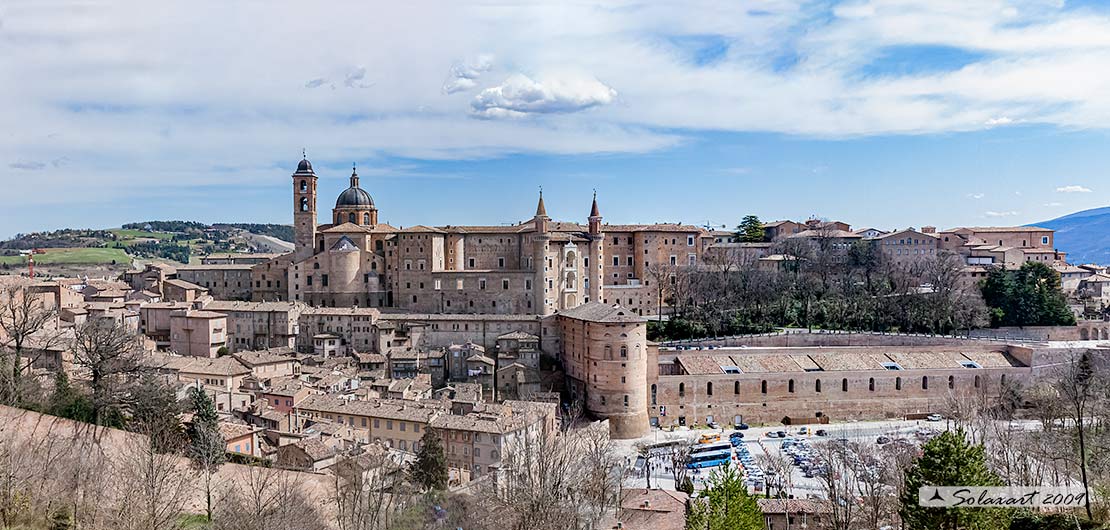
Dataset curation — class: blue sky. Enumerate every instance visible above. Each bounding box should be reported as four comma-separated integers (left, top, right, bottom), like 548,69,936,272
2,0,1110,238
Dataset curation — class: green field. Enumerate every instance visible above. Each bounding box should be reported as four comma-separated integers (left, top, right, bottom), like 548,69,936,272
109,229,175,240
0,247,132,266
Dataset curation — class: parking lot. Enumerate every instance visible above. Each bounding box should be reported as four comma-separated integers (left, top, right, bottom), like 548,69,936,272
617,418,952,497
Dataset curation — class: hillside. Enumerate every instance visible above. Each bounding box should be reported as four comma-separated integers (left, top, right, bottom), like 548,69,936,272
0,221,292,272
1034,206,1110,265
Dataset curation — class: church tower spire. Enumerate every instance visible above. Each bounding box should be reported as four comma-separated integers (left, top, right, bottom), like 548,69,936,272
586,190,604,304
535,188,547,217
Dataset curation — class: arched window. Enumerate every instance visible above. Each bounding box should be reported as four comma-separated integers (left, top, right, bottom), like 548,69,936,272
1000,374,1007,387
922,376,929,390
300,197,309,212
842,378,848,392
734,381,740,395
349,212,356,224
604,345,612,360
869,378,875,392
896,377,902,390
974,375,981,388
815,379,822,393
363,213,371,225
651,384,657,405
788,379,795,393
678,383,686,398
948,375,955,389
371,262,377,270
313,262,320,270
707,382,713,396
300,180,307,192
761,380,767,394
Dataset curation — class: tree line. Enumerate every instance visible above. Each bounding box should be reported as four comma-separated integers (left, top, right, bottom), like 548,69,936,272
648,217,1074,342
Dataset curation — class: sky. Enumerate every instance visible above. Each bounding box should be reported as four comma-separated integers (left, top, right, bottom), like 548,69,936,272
3,0,1110,237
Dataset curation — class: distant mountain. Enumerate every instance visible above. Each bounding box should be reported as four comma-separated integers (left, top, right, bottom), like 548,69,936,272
1033,206,1110,265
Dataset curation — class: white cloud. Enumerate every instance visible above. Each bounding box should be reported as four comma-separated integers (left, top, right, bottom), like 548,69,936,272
1056,185,1093,193
1044,202,1063,207
984,210,1019,217
442,55,494,95
7,0,1110,234
967,193,984,199
471,73,618,119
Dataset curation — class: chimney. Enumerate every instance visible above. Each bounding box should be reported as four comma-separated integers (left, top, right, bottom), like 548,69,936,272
922,226,936,234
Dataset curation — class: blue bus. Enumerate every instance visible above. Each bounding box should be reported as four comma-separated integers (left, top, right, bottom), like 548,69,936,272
689,441,732,455
686,449,733,469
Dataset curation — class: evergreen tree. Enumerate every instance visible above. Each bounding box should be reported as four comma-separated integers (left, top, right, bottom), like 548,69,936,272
412,428,448,491
186,386,225,521
899,429,1009,530
49,370,94,423
734,215,766,243
128,373,184,452
980,262,1075,327
684,466,762,530
48,507,73,530
679,476,695,495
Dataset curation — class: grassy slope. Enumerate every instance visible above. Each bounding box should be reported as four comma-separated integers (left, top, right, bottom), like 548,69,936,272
0,247,132,265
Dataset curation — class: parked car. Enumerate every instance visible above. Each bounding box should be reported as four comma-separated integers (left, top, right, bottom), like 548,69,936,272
729,431,745,440
815,429,828,437
776,430,787,438
876,436,892,445
765,431,780,439
734,422,750,430
708,422,721,430
926,414,943,422
797,427,808,435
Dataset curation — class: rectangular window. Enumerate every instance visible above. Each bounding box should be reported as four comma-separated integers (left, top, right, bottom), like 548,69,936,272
479,279,487,290
468,258,475,268
321,274,328,287
498,257,505,268
502,279,509,290
688,235,695,246
613,256,619,266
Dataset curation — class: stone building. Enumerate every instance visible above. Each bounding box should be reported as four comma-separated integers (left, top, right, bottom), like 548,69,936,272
175,264,254,301
169,309,227,357
253,156,710,317
557,302,651,439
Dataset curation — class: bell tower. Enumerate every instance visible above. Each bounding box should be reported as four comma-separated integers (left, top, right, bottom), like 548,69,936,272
292,152,318,262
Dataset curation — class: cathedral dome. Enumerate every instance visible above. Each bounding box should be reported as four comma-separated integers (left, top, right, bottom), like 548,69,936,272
336,186,374,208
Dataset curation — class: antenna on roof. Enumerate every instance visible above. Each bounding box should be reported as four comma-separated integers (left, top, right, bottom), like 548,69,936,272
302,148,306,159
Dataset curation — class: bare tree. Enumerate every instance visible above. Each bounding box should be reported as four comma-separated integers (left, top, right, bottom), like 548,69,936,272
0,283,63,405
645,263,675,322
494,421,621,530
1055,351,1103,520
216,464,326,530
333,448,407,530
71,318,144,426
668,443,690,490
109,429,192,530
813,441,858,530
